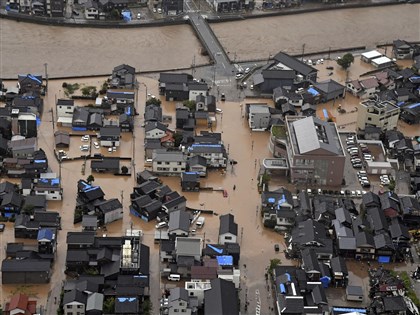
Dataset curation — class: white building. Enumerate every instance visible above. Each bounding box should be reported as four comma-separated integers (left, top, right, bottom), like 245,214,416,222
361,50,382,63
56,99,75,127
357,99,400,131
152,150,187,175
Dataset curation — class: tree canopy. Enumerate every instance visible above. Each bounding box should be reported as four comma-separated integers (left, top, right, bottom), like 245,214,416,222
336,53,354,70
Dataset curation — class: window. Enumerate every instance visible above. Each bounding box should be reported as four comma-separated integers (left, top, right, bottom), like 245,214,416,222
173,168,178,171
67,106,72,109
157,161,162,165
182,310,186,313
367,117,372,121
177,162,182,165
174,309,179,313
67,305,72,309
77,305,83,309
225,236,232,240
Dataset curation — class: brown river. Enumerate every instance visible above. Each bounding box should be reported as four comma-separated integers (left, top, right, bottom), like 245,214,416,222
1,4,419,78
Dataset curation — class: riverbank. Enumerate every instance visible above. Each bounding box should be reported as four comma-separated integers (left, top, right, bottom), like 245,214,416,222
0,0,406,28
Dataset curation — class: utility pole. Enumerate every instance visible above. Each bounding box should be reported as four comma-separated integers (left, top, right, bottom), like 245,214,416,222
301,44,306,61
44,63,48,93
191,55,196,77
328,46,331,60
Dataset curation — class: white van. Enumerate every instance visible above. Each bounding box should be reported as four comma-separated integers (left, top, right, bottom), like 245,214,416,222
168,274,181,281
196,217,205,228
155,221,168,229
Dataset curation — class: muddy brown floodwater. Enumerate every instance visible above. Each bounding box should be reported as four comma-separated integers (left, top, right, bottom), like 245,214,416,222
212,4,420,61
1,76,292,314
1,4,420,79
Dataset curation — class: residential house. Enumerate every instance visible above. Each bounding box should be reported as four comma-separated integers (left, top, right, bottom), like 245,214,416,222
393,39,415,59
247,104,271,130
176,107,191,129
111,64,136,89
361,50,383,63
301,248,321,280
144,104,163,123
88,112,103,130
144,139,162,160
355,231,375,260
187,143,227,168
11,110,37,138
46,0,64,16
159,73,192,101
72,106,89,130
371,56,394,69
0,191,23,217
400,103,420,125
261,188,295,231
131,196,162,222
85,0,99,19
18,74,42,94
167,287,195,315
204,278,239,315
91,158,120,173
301,103,317,117
54,130,70,148
152,150,187,176
347,77,379,99
12,94,43,116
1,258,51,284
15,211,61,239
63,289,87,315
255,64,295,94
22,194,47,212
98,126,121,147
188,82,208,101
218,214,238,245
330,256,348,287
379,192,400,218
9,137,37,158
285,116,345,186
186,155,207,177
180,172,200,192
168,210,190,238
145,121,168,139
162,0,184,15
196,94,216,113
82,215,98,231
175,237,202,272
389,218,411,249
313,79,345,103
33,177,62,200
95,198,123,225
119,113,134,132
162,192,187,213
374,232,395,263
357,98,400,131
106,90,135,106
56,99,75,127
4,293,37,315
273,52,318,82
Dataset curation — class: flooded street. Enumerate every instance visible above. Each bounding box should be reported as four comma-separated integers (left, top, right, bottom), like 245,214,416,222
212,4,420,61
1,4,419,78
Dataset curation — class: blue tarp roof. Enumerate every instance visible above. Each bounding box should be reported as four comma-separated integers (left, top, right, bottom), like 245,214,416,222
307,87,320,96
117,297,137,302
36,117,41,126
34,159,46,163
332,307,367,314
378,256,391,263
323,109,329,119
208,244,223,254
125,107,131,116
28,74,42,84
320,276,331,288
217,255,233,266
397,101,405,107
122,11,131,21
279,283,286,294
37,228,54,241
407,103,420,109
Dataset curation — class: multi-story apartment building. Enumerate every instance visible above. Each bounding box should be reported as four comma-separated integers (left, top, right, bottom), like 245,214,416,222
152,150,187,176
357,99,400,131
285,116,346,186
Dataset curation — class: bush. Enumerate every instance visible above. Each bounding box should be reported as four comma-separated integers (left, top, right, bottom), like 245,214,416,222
62,82,68,88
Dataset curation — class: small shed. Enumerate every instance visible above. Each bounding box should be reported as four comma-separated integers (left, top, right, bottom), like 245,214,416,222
346,286,363,302
371,56,393,68
82,215,98,231
54,131,70,148
361,50,382,63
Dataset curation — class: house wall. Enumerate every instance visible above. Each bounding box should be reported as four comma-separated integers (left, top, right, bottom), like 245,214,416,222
185,281,210,306
64,302,85,315
35,189,62,201
104,207,123,224
248,112,270,130
168,300,191,315
12,148,34,158
189,90,206,101
219,233,237,245
189,165,206,176
290,155,345,186
145,129,166,139
189,152,226,168
57,105,74,118
85,8,99,19
100,140,120,147
153,160,186,175
357,105,400,131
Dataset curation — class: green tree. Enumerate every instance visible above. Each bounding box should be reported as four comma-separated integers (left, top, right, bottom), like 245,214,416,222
173,132,183,147
388,178,396,191
141,299,152,315
183,100,196,112
267,258,282,275
146,98,161,106
121,166,129,174
336,53,354,70
86,175,95,184
110,8,121,20
103,297,115,314
22,204,35,215
81,86,97,97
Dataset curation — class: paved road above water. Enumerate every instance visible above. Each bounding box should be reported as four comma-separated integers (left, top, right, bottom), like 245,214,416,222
1,4,419,78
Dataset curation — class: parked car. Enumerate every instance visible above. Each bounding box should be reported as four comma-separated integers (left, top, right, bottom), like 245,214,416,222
216,108,223,114
274,244,280,252
353,163,363,169
244,67,250,74
81,135,90,142
93,142,100,149
80,145,89,151
0,223,5,232
137,13,141,19
221,93,226,101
